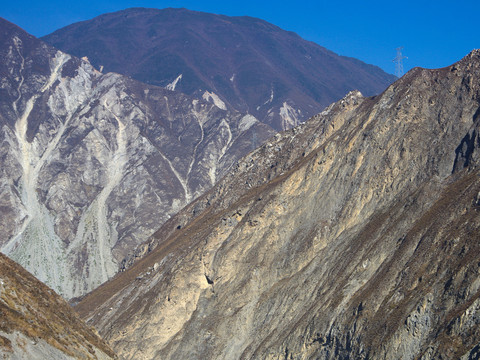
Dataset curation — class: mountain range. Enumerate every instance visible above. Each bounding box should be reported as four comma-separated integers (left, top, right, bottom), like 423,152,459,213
0,8,395,300
2,7,478,360
0,16,274,299
42,7,396,131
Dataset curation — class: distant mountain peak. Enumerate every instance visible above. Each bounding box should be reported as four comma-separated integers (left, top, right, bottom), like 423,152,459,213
42,7,395,131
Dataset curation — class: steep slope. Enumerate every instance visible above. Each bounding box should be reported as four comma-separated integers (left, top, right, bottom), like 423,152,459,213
42,7,395,131
77,51,480,359
0,253,115,359
0,17,274,299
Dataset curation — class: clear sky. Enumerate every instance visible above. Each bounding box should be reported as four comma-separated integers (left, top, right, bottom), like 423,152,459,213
2,0,479,75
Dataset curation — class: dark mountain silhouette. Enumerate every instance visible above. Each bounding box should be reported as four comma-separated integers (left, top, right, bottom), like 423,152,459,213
42,7,396,131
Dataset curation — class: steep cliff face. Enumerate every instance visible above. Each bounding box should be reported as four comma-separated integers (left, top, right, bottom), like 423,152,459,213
0,253,115,359
42,7,395,131
77,51,480,359
0,17,274,299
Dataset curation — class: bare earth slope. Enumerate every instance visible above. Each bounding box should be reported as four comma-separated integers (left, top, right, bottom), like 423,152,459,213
0,253,115,359
42,7,396,131
0,17,274,299
78,51,480,359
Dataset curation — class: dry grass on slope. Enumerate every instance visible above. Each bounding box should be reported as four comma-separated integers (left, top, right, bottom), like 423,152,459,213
0,253,115,359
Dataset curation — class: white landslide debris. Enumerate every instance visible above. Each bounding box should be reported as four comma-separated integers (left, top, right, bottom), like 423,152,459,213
208,119,233,185
4,52,72,295
238,114,258,132
263,87,274,106
12,36,25,115
65,94,129,297
165,74,182,91
186,108,205,194
203,91,227,110
279,101,301,130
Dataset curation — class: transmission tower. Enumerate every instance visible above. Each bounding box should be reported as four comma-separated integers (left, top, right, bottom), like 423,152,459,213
393,47,407,78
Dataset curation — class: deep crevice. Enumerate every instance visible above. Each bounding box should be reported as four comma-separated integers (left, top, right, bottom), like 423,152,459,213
452,129,477,173
205,274,214,285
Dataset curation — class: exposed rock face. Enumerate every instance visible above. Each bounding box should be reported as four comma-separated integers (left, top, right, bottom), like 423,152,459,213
0,17,274,299
77,51,480,359
42,7,396,131
0,253,115,359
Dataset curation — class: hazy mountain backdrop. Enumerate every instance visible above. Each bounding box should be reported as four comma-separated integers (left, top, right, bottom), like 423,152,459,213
42,7,396,131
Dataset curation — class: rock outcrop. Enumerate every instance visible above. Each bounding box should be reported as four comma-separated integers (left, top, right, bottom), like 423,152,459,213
0,253,115,359
0,17,274,299
42,7,396,131
77,51,480,359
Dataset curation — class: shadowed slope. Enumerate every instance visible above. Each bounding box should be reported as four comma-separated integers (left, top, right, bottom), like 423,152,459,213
42,7,395,131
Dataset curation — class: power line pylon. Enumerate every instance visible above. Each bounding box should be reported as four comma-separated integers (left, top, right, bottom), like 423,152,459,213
393,47,407,78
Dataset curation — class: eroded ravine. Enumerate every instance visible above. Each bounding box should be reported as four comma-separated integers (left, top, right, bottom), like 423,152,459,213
4,52,72,294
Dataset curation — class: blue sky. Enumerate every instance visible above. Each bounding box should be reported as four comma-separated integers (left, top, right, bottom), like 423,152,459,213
2,0,479,75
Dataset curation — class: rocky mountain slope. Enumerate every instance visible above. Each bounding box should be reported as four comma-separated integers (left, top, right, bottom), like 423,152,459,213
42,7,395,131
0,252,115,359
77,51,480,359
0,17,274,299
